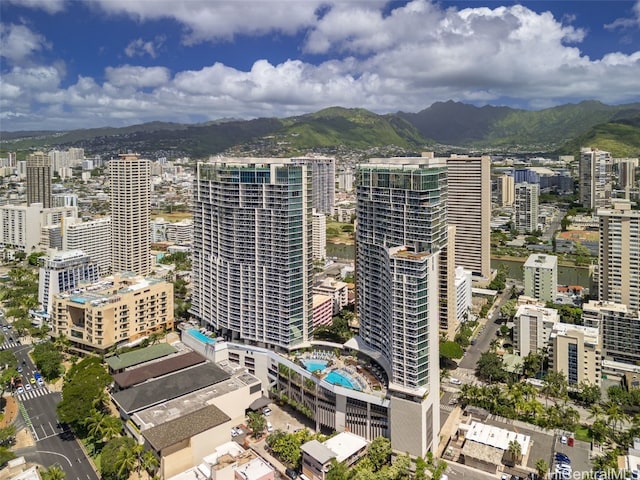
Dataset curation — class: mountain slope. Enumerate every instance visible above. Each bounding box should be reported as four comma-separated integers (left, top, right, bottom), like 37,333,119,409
558,114,640,157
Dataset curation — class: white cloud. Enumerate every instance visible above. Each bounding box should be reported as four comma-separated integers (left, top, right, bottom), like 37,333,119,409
3,0,65,14
92,0,324,44
105,65,171,88
605,0,640,30
2,1,640,131
125,36,165,58
0,23,51,64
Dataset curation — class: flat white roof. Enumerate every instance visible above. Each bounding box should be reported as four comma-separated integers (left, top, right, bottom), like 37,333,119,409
323,432,369,463
465,421,531,455
524,253,557,269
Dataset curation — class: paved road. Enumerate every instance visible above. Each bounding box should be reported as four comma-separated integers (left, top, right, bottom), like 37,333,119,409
1,314,99,480
458,285,512,370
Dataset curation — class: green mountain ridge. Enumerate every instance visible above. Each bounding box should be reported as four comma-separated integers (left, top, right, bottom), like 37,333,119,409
2,101,639,158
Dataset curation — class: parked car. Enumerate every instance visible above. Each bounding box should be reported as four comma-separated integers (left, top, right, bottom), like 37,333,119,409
37,378,44,386
262,407,272,416
16,386,24,394
560,435,568,445
267,421,273,432
555,453,570,463
24,384,31,391
285,468,298,480
449,378,462,385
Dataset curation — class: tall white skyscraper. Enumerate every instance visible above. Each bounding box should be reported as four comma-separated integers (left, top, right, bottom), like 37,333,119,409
108,154,151,276
292,156,335,214
515,182,539,233
598,200,640,313
312,211,327,262
191,159,314,349
62,217,113,276
356,157,446,456
579,147,613,209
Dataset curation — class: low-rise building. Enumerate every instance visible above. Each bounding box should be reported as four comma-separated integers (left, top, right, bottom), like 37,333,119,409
513,303,560,357
313,294,333,329
301,432,368,480
548,323,601,386
554,230,599,256
50,274,174,354
313,278,349,315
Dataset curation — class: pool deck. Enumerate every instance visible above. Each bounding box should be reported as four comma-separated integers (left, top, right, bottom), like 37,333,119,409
297,350,386,393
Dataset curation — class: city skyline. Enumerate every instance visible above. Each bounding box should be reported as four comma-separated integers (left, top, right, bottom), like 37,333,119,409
1,0,640,131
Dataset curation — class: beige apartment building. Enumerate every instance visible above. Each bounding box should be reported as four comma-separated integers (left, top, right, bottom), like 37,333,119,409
549,323,601,386
440,153,491,279
50,274,174,354
597,200,640,314
513,303,559,357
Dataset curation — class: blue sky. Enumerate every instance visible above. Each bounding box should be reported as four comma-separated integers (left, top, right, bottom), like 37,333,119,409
1,0,639,131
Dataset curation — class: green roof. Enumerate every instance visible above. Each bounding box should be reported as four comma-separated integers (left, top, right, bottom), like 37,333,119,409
105,343,177,371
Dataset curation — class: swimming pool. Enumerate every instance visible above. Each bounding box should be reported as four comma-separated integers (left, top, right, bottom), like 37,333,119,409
302,360,328,373
325,370,361,391
188,329,216,344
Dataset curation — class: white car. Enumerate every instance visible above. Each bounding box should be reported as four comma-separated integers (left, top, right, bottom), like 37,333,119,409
267,422,273,432
25,383,31,391
560,435,568,445
16,386,24,394
262,407,272,416
449,378,462,385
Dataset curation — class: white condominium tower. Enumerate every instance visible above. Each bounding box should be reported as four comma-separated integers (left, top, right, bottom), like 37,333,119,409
356,157,446,456
580,147,613,210
108,154,151,276
515,182,540,233
292,156,335,214
598,200,640,313
191,159,314,349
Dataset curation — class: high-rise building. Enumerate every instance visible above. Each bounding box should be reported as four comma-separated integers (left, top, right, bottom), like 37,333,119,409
615,159,638,198
548,323,601,386
27,152,52,208
62,217,113,276
583,300,640,365
312,211,327,262
355,157,446,456
191,159,314,349
513,303,559,357
514,182,539,233
0,203,76,252
597,200,640,313
579,147,613,209
293,157,335,214
498,174,515,207
441,154,491,279
109,154,151,276
38,250,99,315
523,254,558,303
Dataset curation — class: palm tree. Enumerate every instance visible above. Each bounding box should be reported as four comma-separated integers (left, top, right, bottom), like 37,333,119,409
604,401,628,435
101,415,123,442
114,445,138,480
588,403,604,423
507,439,522,466
141,450,159,476
42,465,66,480
84,410,107,442
535,458,548,479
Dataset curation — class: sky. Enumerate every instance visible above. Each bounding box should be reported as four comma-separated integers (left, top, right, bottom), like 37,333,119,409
1,0,640,132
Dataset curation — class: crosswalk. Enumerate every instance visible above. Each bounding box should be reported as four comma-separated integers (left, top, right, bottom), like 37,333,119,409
16,385,51,401
0,339,20,349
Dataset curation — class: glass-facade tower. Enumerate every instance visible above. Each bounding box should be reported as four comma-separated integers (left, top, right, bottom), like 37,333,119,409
191,160,314,349
356,158,447,390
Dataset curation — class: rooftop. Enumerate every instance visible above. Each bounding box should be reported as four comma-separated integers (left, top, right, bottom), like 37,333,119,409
133,368,259,430
550,322,599,344
142,403,230,452
556,230,599,242
524,253,557,269
112,362,230,414
105,343,177,371
465,421,531,454
112,351,206,389
235,456,274,480
323,432,368,463
301,440,336,465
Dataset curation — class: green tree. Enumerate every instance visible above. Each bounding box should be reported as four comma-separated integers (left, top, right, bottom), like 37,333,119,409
0,447,16,468
101,437,137,480
535,458,548,479
506,439,522,466
475,351,508,383
101,415,123,441
367,436,391,472
542,371,568,401
57,357,111,431
141,450,159,476
12,318,32,337
42,465,66,480
500,300,517,320
326,458,350,480
27,252,46,266
574,381,601,406
247,411,267,438
31,342,64,380
521,352,543,378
